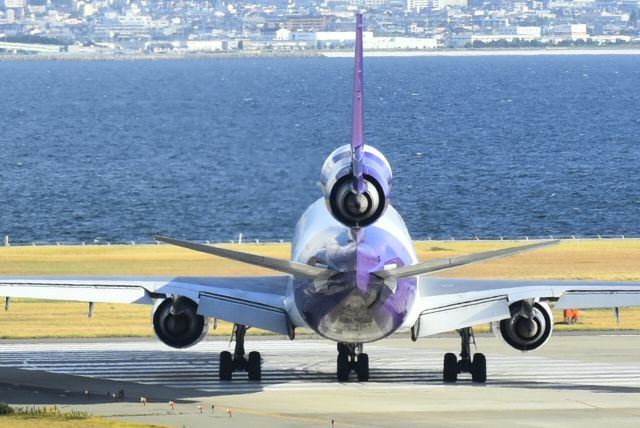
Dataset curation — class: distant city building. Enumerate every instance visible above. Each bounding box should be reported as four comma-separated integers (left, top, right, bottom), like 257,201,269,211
276,27,291,40
548,0,594,8
448,30,541,47
5,8,17,22
94,13,154,41
513,26,542,38
364,0,394,8
3,0,26,20
406,0,430,12
289,30,374,44
185,40,226,51
367,36,438,49
554,23,588,40
4,0,27,8
285,15,328,32
4,0,27,22
434,0,468,8
0,0,638,55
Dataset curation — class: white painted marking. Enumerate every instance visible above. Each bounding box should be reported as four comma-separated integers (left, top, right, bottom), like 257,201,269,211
0,340,638,392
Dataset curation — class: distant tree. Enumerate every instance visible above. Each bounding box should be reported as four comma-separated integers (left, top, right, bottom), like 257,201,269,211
6,35,65,45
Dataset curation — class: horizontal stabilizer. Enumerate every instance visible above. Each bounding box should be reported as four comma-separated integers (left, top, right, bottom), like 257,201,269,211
154,235,334,280
374,240,559,280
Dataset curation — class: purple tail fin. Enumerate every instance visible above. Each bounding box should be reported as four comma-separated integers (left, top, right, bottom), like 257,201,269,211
351,13,365,194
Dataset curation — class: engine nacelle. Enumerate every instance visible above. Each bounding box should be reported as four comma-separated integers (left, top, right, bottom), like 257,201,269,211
152,297,209,349
320,144,392,228
491,301,553,352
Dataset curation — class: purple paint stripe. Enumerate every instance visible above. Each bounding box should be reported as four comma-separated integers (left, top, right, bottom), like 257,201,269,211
351,13,366,194
355,228,371,291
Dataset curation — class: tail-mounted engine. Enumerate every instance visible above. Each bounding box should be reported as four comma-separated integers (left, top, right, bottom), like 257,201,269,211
491,300,553,352
320,144,392,228
152,296,209,348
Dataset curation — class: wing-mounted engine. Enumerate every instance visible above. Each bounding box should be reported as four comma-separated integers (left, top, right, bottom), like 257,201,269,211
320,144,392,228
491,300,553,352
152,296,209,348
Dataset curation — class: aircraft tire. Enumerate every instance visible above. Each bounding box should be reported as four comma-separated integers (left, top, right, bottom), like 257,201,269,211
356,353,369,382
471,353,487,383
248,351,262,381
337,343,350,356
337,353,350,382
443,352,458,382
219,351,233,381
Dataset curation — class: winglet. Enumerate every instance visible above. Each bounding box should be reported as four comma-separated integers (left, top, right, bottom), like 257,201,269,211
351,13,365,194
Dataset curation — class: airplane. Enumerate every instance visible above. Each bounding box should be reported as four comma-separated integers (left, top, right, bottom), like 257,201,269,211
2,14,640,384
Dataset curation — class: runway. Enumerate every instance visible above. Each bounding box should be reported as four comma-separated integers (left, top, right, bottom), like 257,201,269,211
1,334,640,427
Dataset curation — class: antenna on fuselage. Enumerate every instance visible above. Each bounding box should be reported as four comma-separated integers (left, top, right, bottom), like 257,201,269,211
351,13,366,196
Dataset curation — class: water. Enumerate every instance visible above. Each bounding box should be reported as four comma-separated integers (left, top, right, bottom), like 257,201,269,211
1,56,639,244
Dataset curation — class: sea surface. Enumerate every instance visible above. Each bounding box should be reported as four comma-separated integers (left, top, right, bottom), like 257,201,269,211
1,56,639,244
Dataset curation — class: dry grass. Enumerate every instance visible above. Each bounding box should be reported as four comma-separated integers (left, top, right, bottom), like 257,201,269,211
0,243,286,338
422,239,640,332
419,239,640,281
0,239,639,337
0,416,165,428
0,300,152,339
0,404,166,427
0,243,289,276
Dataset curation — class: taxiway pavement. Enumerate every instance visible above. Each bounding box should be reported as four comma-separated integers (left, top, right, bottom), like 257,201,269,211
1,334,639,427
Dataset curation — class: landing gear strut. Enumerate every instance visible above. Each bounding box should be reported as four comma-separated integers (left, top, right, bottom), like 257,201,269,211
219,324,262,381
336,343,369,382
443,327,486,383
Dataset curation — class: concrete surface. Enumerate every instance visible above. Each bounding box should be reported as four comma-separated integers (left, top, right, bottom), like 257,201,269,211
1,333,640,427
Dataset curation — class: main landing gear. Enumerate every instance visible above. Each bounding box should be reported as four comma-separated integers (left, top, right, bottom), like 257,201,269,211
443,327,486,383
218,324,262,381
337,343,369,382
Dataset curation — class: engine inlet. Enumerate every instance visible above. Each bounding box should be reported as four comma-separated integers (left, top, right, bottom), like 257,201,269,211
329,175,385,228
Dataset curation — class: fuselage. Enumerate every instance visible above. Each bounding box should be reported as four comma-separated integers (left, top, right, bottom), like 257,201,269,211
286,145,420,342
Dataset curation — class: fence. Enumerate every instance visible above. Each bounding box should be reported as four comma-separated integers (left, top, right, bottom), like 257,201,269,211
3,234,639,247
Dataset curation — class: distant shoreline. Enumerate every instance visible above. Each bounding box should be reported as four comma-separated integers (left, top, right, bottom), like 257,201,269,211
2,47,640,61
325,48,640,57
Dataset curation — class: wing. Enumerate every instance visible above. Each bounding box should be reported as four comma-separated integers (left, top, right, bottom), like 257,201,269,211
413,277,640,337
0,275,293,335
